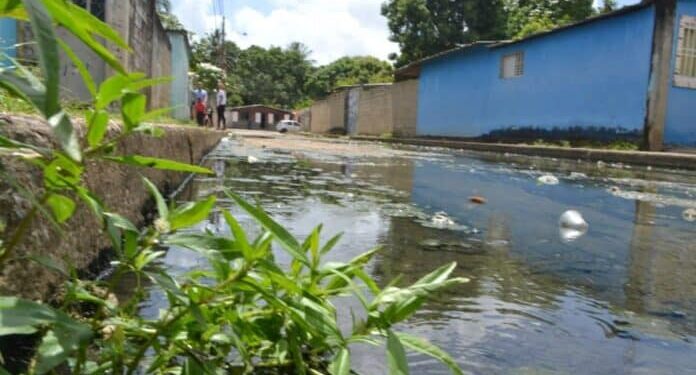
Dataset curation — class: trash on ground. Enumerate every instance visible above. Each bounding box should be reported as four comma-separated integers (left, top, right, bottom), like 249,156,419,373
683,208,696,222
537,174,560,185
559,210,589,243
469,196,487,204
247,155,259,163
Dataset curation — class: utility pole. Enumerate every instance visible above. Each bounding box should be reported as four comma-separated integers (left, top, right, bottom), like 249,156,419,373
219,16,226,71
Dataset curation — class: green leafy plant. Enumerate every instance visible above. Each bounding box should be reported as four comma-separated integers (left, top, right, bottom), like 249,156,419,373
0,1,468,374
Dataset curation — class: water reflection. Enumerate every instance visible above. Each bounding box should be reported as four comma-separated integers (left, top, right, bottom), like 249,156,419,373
156,139,696,374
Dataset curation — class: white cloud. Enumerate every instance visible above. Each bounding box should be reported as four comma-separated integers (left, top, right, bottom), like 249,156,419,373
173,0,398,65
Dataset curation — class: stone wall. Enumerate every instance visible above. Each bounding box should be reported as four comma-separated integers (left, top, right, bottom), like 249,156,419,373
0,115,223,301
392,79,419,137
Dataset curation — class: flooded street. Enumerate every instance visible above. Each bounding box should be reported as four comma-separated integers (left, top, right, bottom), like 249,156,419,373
153,131,696,374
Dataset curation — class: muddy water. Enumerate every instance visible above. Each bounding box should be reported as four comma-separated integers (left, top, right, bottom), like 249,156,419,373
152,137,696,374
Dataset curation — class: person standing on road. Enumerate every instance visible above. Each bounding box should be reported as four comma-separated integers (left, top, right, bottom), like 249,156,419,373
216,82,227,130
192,86,208,121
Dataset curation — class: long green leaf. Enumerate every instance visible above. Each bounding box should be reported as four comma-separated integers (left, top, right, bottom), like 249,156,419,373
396,333,464,375
86,109,109,148
103,155,213,174
143,177,168,219
226,191,308,266
387,330,409,375
329,348,351,375
43,0,128,74
121,92,147,130
222,210,252,260
95,74,129,110
57,37,96,96
168,195,216,230
24,0,59,116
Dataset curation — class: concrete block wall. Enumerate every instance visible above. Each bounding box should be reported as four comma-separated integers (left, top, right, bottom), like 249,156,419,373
355,85,393,136
328,90,347,132
308,82,419,137
392,80,419,137
309,99,331,133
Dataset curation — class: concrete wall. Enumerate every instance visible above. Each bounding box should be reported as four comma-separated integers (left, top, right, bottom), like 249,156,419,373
309,99,331,133
355,85,393,136
168,32,191,120
0,115,223,301
392,79,419,137
665,0,696,146
416,5,656,139
150,15,171,110
58,30,107,102
19,0,174,107
328,90,347,132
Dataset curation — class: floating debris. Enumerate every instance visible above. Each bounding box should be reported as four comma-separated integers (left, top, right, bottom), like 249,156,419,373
247,155,259,163
419,239,484,254
417,211,470,232
608,186,621,194
559,210,589,243
431,211,455,227
469,196,487,204
568,172,588,180
683,208,696,222
537,174,560,185
560,210,589,230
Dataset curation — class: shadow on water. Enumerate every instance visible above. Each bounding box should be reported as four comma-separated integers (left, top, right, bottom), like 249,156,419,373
150,138,696,375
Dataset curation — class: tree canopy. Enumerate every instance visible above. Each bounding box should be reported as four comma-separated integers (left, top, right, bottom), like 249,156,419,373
305,56,394,99
382,0,615,67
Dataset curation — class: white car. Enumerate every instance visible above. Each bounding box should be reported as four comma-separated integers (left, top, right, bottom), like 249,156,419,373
276,120,302,133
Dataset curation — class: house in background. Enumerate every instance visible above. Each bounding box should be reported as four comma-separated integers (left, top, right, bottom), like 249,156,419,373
227,105,295,130
167,29,192,121
397,0,696,150
0,0,173,110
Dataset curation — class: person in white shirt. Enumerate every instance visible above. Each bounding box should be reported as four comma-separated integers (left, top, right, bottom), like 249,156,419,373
215,82,227,130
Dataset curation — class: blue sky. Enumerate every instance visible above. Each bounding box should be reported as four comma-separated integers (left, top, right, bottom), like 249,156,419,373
171,0,641,65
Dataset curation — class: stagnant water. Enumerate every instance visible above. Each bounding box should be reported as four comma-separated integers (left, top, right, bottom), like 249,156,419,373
146,137,696,374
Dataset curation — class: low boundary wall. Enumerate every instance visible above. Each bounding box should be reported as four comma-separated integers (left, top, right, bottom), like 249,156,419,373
0,115,224,300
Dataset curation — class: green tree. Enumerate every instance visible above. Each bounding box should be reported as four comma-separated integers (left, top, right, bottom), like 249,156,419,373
381,0,508,67
597,0,618,14
230,43,314,108
305,56,394,99
505,0,595,39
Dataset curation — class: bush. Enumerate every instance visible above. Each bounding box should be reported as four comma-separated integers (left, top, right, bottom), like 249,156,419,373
0,1,466,374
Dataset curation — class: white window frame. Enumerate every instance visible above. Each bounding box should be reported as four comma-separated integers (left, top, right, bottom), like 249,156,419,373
268,113,275,125
231,111,239,122
500,51,524,79
675,15,696,89
255,112,262,123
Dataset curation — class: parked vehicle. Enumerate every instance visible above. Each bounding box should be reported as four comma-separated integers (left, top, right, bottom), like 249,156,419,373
276,120,302,133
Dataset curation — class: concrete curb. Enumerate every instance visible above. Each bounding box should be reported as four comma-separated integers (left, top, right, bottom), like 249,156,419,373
350,136,696,170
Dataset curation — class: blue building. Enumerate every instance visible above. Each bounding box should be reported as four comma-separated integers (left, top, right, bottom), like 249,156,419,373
396,0,696,149
167,30,192,121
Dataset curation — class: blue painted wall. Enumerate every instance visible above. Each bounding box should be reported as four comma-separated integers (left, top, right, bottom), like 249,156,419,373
665,0,696,146
0,19,17,62
416,6,656,139
168,32,191,121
